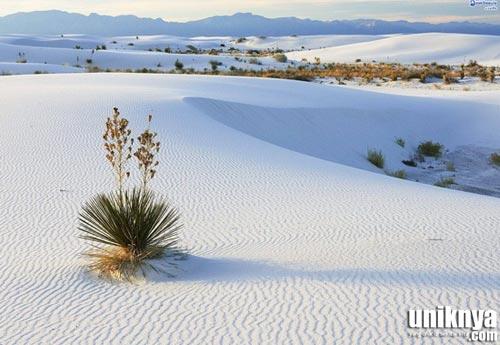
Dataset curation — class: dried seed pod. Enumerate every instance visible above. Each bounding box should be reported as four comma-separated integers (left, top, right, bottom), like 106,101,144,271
134,114,160,190
103,107,133,193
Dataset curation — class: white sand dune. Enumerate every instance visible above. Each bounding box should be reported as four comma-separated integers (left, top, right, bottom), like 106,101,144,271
0,33,386,52
0,61,83,74
287,33,500,65
1,33,499,76
0,74,499,344
0,41,282,72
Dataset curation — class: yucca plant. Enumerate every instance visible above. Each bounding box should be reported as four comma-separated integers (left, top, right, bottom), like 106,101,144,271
79,188,182,280
79,108,183,281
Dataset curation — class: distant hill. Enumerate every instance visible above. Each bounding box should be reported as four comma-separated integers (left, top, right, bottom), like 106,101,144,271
0,11,499,36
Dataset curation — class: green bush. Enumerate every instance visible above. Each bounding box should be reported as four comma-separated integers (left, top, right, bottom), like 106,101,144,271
395,137,405,148
490,153,500,166
418,141,444,158
273,53,288,63
174,59,184,70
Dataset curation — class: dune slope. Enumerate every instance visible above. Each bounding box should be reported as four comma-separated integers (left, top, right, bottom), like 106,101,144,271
0,74,498,344
287,33,500,65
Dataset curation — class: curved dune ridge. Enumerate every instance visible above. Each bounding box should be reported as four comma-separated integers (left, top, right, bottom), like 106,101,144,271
286,33,500,65
0,73,499,344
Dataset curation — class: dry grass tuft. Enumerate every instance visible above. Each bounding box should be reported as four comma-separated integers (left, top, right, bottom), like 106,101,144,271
367,149,385,169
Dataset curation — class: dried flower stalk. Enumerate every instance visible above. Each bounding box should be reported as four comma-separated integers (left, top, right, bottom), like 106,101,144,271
103,107,133,194
134,115,160,190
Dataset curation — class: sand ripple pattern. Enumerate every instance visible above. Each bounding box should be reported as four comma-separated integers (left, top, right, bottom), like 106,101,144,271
0,74,498,345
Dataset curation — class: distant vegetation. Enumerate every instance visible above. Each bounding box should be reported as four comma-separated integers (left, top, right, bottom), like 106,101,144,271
434,177,455,188
418,141,444,158
490,153,500,166
367,149,385,169
174,59,184,71
395,137,405,148
387,169,407,179
273,53,288,63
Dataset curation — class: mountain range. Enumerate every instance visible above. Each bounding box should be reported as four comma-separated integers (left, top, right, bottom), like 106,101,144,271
0,11,499,36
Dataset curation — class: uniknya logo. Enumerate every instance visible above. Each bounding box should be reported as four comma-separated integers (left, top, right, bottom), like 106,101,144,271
408,306,497,342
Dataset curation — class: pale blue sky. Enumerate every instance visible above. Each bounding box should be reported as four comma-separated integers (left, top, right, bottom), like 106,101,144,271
1,0,499,23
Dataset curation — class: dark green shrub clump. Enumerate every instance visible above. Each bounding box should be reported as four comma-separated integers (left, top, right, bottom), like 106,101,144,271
490,153,500,166
395,137,405,148
273,53,288,63
402,160,417,167
418,141,444,158
367,149,385,169
174,59,184,70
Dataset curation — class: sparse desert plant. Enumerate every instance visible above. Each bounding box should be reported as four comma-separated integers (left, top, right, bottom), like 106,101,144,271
434,177,455,188
79,188,182,280
402,159,417,167
174,59,184,70
79,108,183,281
418,141,444,158
446,161,456,172
209,60,222,72
273,53,288,63
490,152,500,166
387,169,407,179
16,52,27,63
395,137,405,148
367,149,385,169
248,57,261,65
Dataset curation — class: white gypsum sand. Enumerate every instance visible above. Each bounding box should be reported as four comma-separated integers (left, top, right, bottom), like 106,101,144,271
0,73,498,344
286,33,500,65
1,33,499,75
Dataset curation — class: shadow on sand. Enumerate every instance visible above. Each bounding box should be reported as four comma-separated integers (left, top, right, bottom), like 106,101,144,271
148,255,500,289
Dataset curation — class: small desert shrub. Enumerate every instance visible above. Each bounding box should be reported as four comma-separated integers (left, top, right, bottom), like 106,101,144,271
490,153,500,166
174,59,184,70
209,60,222,72
434,177,455,188
446,161,456,172
418,141,444,158
273,53,288,63
395,137,405,148
387,170,407,179
367,149,385,169
248,58,261,65
402,159,417,167
79,108,183,281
